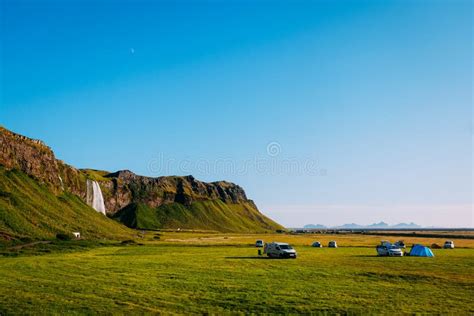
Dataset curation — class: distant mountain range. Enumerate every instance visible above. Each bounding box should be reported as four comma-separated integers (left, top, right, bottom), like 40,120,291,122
303,222,421,229
303,224,328,229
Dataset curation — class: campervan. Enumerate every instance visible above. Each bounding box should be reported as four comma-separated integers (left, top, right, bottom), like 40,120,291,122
264,242,297,258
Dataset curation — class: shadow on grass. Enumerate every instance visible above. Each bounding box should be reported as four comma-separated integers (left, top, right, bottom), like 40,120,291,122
225,256,272,260
353,255,409,258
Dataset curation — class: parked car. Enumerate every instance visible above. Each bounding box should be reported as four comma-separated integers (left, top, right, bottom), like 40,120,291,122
393,240,406,249
264,242,297,258
443,240,454,249
312,241,322,247
255,240,264,247
328,241,337,248
376,242,403,257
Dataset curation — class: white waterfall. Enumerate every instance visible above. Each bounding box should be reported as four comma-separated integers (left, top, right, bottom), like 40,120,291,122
86,179,106,215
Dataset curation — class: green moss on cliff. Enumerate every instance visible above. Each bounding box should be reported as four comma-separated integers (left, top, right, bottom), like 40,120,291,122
81,169,110,182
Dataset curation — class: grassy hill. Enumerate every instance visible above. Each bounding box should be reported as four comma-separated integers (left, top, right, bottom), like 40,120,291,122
112,200,284,233
0,167,132,241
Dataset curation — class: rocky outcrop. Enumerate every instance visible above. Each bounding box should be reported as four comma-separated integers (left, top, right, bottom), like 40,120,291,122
99,171,255,215
0,126,86,198
1,127,62,188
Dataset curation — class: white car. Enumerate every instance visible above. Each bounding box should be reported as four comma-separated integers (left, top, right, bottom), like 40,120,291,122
376,244,403,257
444,241,454,249
387,246,403,256
264,242,297,258
328,241,337,248
255,240,264,248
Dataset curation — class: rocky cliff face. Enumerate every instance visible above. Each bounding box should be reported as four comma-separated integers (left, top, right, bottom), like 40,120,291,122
0,127,87,198
0,127,274,230
99,170,256,215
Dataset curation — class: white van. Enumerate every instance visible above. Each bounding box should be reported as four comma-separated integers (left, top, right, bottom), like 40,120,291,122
264,242,297,258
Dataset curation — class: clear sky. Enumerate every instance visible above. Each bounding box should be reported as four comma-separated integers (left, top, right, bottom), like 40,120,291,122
1,0,472,227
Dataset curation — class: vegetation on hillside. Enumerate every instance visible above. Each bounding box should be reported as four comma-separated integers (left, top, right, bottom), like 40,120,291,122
80,169,110,182
0,167,132,241
112,200,284,233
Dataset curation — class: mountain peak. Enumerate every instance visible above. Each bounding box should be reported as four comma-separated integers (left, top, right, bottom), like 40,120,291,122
105,170,138,179
368,221,389,228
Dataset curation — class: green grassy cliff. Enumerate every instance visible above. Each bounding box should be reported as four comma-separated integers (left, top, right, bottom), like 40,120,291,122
103,171,284,232
112,200,283,232
0,167,132,241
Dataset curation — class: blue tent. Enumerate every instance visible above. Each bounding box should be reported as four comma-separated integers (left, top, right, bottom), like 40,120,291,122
409,244,434,257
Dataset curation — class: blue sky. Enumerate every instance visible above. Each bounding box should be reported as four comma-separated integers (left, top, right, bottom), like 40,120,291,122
1,0,472,227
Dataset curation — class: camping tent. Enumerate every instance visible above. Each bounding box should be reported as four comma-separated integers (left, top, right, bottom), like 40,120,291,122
409,244,434,257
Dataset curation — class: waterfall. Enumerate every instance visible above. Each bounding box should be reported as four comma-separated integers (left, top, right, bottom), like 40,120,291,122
86,179,106,215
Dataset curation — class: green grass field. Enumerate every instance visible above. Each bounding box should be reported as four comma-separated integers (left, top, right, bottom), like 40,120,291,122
0,233,473,314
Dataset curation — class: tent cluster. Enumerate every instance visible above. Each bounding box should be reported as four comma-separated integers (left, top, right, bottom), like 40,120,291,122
409,244,434,257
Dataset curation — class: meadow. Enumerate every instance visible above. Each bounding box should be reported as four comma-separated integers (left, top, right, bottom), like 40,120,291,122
0,232,473,314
